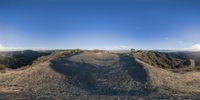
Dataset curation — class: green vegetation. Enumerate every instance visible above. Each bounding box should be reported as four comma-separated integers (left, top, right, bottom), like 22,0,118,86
52,49,82,59
130,48,136,53
93,49,101,52
93,49,106,53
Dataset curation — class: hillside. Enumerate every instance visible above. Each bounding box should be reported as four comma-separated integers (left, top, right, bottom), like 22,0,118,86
0,51,199,99
0,50,51,70
184,52,200,67
131,51,200,73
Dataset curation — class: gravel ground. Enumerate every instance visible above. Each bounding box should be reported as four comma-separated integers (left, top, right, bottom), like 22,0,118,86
0,51,199,99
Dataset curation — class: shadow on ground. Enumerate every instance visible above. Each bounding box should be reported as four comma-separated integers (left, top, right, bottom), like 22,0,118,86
119,55,149,83
50,54,154,96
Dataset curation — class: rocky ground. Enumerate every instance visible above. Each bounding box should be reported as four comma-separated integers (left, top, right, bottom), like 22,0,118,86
0,51,199,99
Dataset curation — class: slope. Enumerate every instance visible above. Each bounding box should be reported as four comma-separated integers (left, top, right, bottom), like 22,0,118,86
0,51,199,99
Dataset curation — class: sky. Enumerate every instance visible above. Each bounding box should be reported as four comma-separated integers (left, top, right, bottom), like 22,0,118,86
0,0,200,50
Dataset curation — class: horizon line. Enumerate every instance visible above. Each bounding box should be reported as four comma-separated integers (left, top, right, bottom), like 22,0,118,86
0,48,199,52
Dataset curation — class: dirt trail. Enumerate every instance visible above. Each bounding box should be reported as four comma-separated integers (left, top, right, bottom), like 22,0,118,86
190,59,195,68
0,51,199,99
50,52,152,96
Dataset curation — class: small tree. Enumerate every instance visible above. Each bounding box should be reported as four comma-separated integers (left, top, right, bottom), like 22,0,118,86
75,49,81,53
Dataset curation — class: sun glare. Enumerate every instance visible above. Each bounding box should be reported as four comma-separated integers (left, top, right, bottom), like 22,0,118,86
189,44,200,51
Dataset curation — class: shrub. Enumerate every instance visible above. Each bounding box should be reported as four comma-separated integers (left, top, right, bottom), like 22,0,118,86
0,64,5,70
93,49,101,52
130,48,136,53
70,49,81,54
52,49,82,59
196,66,200,70
52,52,64,58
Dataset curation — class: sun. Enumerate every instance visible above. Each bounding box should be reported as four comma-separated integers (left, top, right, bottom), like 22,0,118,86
191,44,200,51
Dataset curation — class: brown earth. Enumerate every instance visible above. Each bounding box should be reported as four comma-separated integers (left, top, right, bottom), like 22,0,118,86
0,51,199,99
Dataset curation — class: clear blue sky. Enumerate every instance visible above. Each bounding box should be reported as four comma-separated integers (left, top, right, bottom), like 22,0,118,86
0,0,200,50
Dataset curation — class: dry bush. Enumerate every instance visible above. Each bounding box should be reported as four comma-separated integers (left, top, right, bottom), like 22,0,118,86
0,64,5,70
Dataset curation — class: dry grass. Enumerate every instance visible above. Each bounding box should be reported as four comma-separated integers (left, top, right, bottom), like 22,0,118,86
0,51,199,99
137,59,200,93
0,64,5,70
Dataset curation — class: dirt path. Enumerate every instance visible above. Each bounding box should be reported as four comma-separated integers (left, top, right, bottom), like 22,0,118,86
50,52,152,96
190,59,195,68
0,51,199,99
